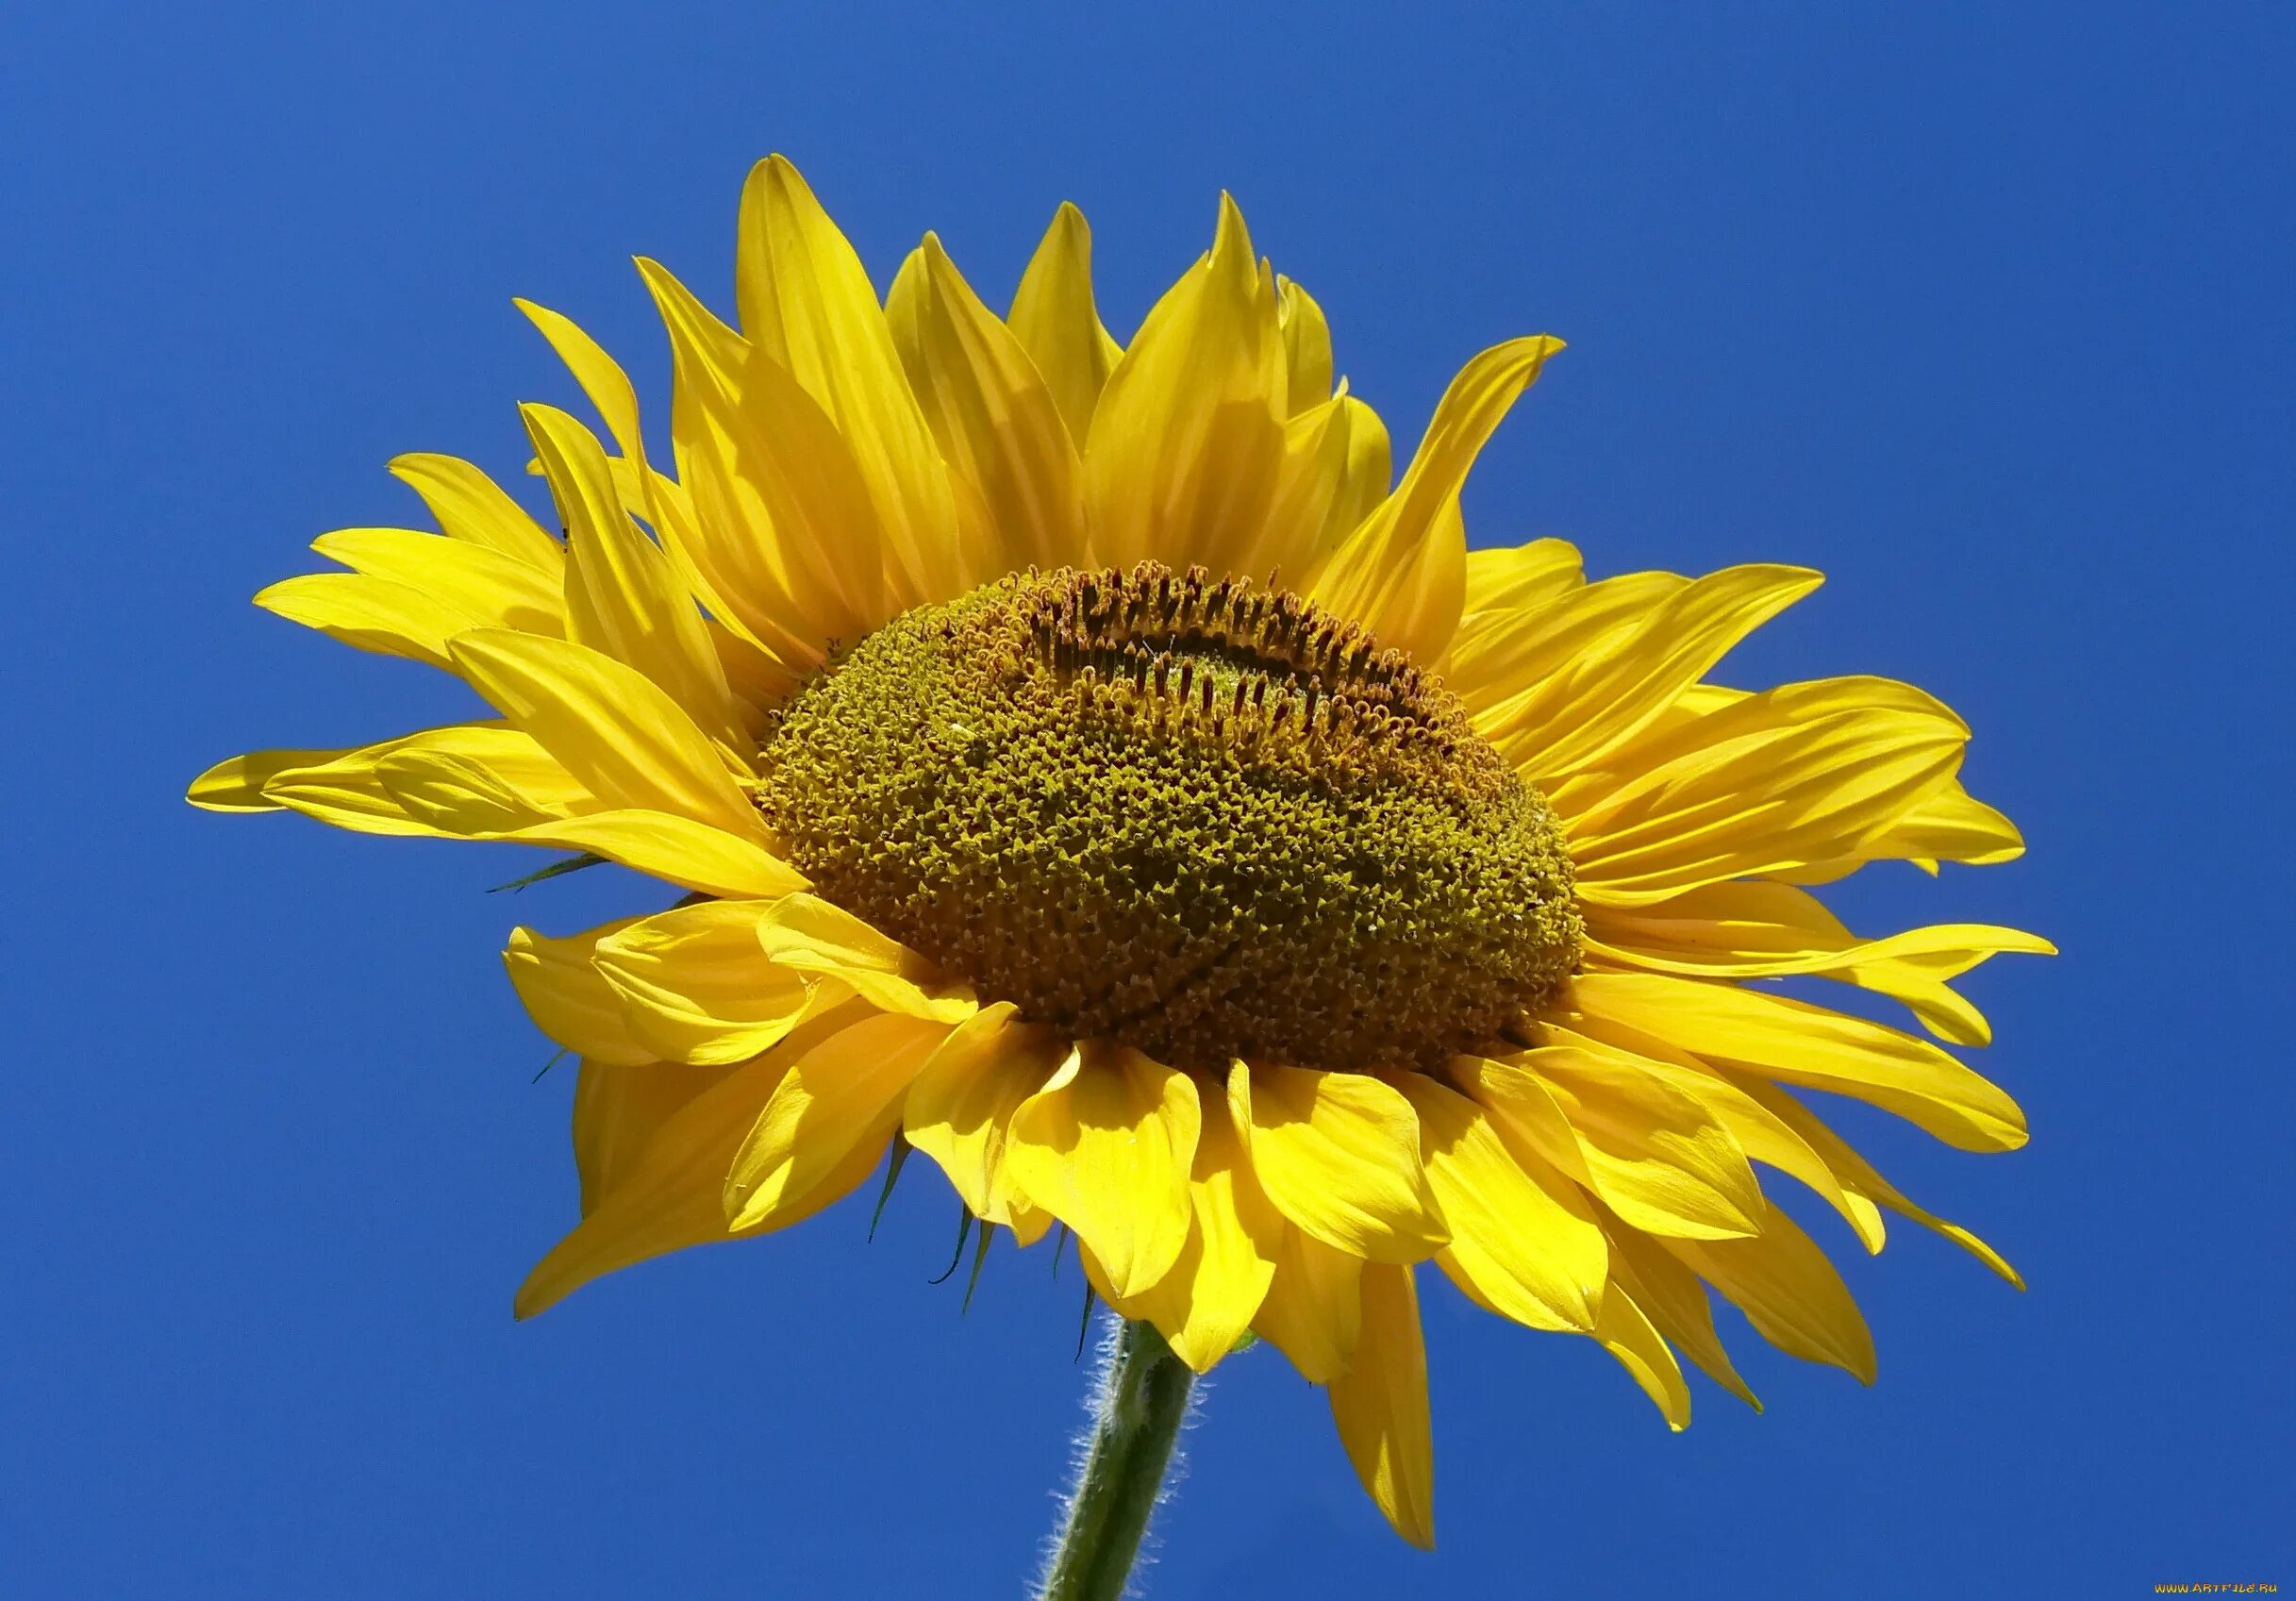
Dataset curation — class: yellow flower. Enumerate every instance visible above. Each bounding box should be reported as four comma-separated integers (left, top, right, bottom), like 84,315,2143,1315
191,156,2049,1548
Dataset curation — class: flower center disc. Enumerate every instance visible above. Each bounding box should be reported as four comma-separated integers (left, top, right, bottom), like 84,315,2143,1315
757,563,1581,1074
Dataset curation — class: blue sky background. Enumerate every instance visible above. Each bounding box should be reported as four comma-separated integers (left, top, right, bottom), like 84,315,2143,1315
4,4,2290,1596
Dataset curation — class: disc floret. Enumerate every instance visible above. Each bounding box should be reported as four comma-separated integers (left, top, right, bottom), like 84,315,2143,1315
757,562,1581,1073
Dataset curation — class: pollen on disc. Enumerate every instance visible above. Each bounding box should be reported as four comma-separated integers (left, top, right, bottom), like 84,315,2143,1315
755,562,1583,1074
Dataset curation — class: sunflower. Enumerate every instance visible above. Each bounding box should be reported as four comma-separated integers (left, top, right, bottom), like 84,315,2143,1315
191,156,2048,1550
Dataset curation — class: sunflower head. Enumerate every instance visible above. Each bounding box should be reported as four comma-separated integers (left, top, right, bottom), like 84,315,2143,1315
191,153,2049,1554
757,559,1581,1075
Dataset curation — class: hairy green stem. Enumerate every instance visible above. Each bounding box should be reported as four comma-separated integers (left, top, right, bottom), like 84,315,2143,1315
1036,1317,1194,1601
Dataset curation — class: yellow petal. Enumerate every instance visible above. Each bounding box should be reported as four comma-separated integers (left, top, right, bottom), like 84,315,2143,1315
1308,336,1561,662
1459,536,1584,616
1888,785,2026,866
707,612,803,725
1228,1062,1446,1264
755,892,976,1023
189,745,353,813
636,473,807,710
1586,880,2053,1046
1582,876,1878,960
388,452,561,571
374,747,561,834
1660,1200,1876,1383
616,284,800,656
900,1003,1067,1223
1568,972,2027,1153
1005,1042,1200,1298
1810,783,2026,875
1317,394,1392,576
531,1112,893,1317
1444,1051,1595,1182
1561,691,1969,907
446,628,760,839
1327,1263,1435,1549
1606,1224,1762,1411
723,1011,956,1229
406,725,593,817
1723,1074,2023,1287
1082,193,1288,575
1532,1018,1886,1253
1596,1280,1691,1430
254,572,489,669
571,1057,740,1214
1230,1060,1441,1259
735,155,959,606
1118,1083,1283,1372
261,724,580,838
591,901,822,1066
1552,673,1961,794
1007,201,1123,448
1395,1074,1604,1331
514,299,645,462
495,809,807,900
1487,564,1824,783
639,257,885,662
886,234,1083,575
523,404,744,759
503,922,654,1067
1631,679,1758,743
308,527,564,639
516,1008,890,1317
1275,276,1334,413
1251,1225,1366,1383
257,749,438,836
1253,396,1359,586
1511,1045,1766,1241
1454,569,1687,717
